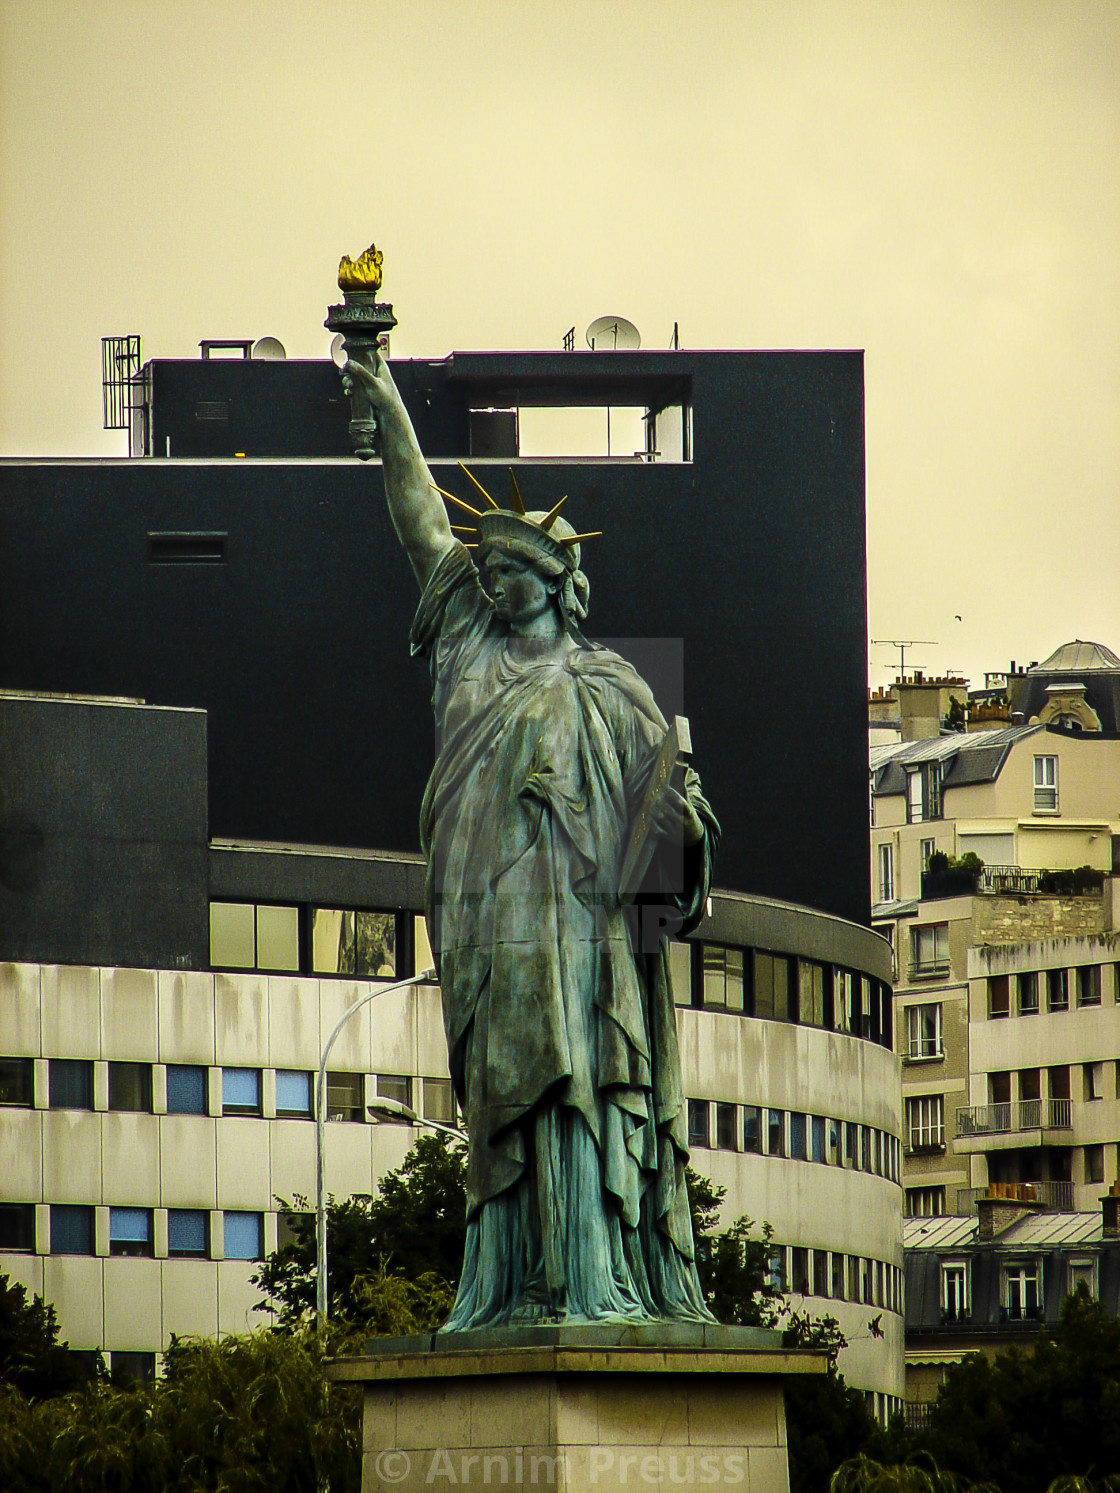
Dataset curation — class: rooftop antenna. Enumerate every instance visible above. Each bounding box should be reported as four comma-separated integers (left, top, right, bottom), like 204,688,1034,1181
871,639,937,682
585,317,641,456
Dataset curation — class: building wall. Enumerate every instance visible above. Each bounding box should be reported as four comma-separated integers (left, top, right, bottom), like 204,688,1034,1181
0,913,903,1402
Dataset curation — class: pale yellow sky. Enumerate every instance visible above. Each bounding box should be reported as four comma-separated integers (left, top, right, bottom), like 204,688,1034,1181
1,0,1117,688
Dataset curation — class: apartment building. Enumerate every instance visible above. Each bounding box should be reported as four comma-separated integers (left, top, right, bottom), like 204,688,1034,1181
869,651,1120,1223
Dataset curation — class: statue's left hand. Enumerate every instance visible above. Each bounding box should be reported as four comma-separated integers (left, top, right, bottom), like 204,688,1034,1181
649,785,705,848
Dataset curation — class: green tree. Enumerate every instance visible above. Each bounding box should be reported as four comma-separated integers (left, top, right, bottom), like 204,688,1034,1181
253,1132,468,1329
916,1288,1120,1492
0,1329,361,1493
0,1273,87,1402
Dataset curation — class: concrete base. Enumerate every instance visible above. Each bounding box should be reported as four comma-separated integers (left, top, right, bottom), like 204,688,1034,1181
326,1327,827,1493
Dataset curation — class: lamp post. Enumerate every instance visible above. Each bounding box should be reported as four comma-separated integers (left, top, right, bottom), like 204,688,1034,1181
367,1093,466,1143
315,968,437,1333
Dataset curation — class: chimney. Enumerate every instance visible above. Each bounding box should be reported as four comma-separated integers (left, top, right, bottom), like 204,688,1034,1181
976,1183,1044,1241
1102,1181,1120,1240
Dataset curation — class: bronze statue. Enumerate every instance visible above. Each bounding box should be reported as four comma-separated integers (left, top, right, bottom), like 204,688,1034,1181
345,354,719,1327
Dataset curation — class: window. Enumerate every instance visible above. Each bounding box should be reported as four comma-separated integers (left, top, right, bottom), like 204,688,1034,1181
988,976,1010,1020
910,923,949,976
920,838,936,868
715,1103,737,1151
833,969,852,1033
845,1121,858,1169
907,764,942,824
1084,1063,1104,1102
906,1003,943,1060
168,1209,209,1258
907,770,923,824
221,1068,262,1117
878,843,895,902
275,1070,313,1119
861,1258,874,1305
766,1109,785,1157
48,1059,93,1110
50,1205,93,1255
926,763,942,820
277,1210,312,1251
312,908,396,978
668,940,693,1007
742,1106,761,1153
831,1253,846,1300
789,1112,807,1161
109,1207,152,1257
1018,971,1039,1016
1003,1261,1041,1320
861,1125,873,1171
1086,1145,1105,1184
791,1247,810,1294
798,962,825,1027
768,1247,787,1292
210,901,254,967
371,1074,409,1122
1077,966,1102,1007
423,1078,455,1125
1068,1258,1097,1299
906,1095,944,1152
1033,755,1058,812
210,902,299,971
847,1256,861,1301
1047,968,1070,1012
752,952,790,1021
687,1099,710,1149
942,1261,969,1321
813,1250,829,1297
0,1203,34,1251
166,1065,207,1115
108,1062,151,1113
811,1114,826,1163
702,945,744,1012
827,1116,841,1166
223,1212,263,1261
110,1352,155,1383
0,1057,33,1106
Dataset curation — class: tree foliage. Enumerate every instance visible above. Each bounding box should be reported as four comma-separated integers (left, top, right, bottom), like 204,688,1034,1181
911,1288,1120,1493
0,1274,88,1402
0,1328,360,1493
252,1132,468,1330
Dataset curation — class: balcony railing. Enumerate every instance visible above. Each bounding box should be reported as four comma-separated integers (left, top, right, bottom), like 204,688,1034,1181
1000,1302,1044,1324
955,1180,1074,1213
956,1099,1072,1137
904,1403,936,1431
977,865,1104,897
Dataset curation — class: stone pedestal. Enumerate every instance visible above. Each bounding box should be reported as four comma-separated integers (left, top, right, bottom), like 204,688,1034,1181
326,1326,826,1493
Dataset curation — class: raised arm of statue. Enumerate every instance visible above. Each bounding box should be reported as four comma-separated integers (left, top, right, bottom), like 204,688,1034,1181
342,354,454,590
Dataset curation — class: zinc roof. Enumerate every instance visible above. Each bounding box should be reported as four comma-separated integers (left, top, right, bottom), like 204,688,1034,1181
905,1212,1104,1252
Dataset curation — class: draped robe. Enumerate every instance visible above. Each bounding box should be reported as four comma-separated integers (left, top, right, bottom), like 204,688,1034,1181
411,543,718,1326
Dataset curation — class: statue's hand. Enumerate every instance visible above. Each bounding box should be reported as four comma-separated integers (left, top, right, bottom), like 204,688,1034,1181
341,351,396,412
649,785,705,848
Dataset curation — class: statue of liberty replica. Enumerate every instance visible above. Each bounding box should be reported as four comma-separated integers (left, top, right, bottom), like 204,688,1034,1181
343,335,720,1332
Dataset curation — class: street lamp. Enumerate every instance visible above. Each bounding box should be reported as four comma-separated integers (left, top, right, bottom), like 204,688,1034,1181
315,967,437,1332
367,1093,466,1143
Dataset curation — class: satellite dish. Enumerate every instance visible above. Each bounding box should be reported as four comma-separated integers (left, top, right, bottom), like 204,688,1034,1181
330,334,347,368
252,336,286,360
586,316,641,351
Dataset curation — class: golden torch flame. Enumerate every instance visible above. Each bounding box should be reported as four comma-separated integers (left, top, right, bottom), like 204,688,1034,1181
338,243,384,294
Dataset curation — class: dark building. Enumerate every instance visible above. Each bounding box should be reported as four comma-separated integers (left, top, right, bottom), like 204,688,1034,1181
0,345,869,930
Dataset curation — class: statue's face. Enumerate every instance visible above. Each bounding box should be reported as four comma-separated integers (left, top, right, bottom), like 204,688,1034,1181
483,552,559,627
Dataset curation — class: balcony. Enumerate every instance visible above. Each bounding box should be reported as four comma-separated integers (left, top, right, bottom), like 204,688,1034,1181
955,1180,1074,1214
977,865,1104,897
956,1099,1071,1149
